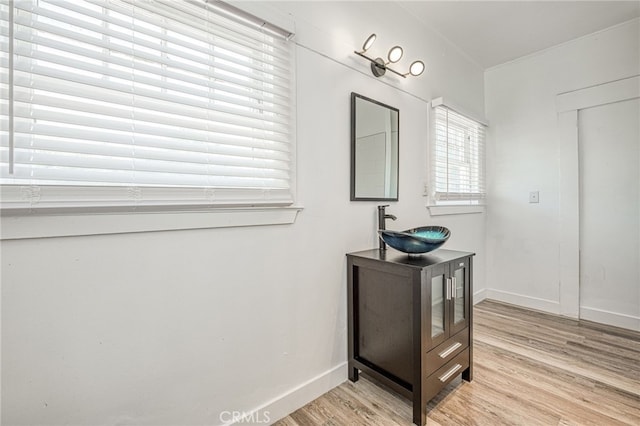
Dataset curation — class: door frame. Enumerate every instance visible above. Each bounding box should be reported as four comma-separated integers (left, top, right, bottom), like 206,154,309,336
555,75,640,319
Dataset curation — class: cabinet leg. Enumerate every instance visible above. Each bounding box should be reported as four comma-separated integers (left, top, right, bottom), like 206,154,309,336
348,365,359,382
412,397,427,426
462,365,473,382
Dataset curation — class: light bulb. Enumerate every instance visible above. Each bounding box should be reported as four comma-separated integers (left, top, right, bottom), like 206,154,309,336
387,46,403,63
362,34,376,52
409,60,425,76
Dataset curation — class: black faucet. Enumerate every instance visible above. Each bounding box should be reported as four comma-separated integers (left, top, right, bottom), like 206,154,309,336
377,205,397,250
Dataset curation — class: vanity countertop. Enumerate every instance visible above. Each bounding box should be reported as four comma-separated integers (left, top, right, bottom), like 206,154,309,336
347,248,475,269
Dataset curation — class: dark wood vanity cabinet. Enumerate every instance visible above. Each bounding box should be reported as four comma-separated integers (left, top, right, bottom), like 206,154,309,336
346,249,474,426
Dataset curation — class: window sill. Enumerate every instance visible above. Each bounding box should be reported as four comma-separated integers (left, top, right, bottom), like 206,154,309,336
0,206,303,240
427,205,485,216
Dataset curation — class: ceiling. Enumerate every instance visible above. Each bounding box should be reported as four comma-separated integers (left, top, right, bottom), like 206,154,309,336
398,1,640,69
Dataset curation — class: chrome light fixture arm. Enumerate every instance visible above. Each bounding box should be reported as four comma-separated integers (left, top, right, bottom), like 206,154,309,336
354,50,407,78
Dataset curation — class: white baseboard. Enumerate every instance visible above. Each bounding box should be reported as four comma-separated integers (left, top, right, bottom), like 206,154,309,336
580,306,640,332
473,288,487,304
226,362,347,426
485,289,560,315
482,289,640,332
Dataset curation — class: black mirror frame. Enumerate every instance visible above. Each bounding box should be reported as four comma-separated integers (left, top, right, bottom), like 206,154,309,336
350,92,400,201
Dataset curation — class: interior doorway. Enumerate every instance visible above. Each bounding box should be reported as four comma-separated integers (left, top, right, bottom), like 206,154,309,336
578,98,640,328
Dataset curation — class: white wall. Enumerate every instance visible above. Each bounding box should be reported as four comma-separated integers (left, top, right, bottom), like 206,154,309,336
0,2,486,425
485,19,640,315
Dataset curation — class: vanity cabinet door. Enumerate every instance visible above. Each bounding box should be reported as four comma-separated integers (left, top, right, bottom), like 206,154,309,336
425,263,450,349
450,257,470,336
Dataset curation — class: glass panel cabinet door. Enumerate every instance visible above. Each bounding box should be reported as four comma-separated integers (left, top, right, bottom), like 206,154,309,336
428,263,449,348
451,259,468,334
431,274,445,339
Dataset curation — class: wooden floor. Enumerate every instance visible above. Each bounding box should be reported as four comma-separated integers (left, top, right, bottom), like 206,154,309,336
275,300,640,426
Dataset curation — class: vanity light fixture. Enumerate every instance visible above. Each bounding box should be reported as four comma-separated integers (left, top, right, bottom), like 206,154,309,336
354,34,425,78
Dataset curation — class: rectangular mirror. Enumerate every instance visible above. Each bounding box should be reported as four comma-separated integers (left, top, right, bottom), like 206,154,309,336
351,92,399,201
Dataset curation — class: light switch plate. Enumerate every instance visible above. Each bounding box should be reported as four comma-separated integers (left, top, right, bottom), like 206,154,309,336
529,191,539,203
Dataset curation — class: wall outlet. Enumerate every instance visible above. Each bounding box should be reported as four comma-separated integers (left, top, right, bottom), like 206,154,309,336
529,191,540,203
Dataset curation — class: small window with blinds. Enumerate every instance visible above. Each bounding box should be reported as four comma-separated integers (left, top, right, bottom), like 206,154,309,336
0,0,295,211
431,105,486,204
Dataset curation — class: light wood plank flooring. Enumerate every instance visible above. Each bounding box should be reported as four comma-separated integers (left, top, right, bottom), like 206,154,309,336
275,300,640,426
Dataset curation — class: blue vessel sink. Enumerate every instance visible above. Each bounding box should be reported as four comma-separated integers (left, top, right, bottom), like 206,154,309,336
379,226,451,255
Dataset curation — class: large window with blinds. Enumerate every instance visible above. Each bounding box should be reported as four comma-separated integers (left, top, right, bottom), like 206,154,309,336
0,0,295,211
431,104,486,204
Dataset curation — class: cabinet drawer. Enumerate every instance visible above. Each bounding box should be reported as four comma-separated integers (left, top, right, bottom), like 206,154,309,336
424,349,470,403
425,328,469,376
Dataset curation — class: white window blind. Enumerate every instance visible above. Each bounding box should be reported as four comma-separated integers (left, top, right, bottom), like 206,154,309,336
0,0,295,211
432,104,486,203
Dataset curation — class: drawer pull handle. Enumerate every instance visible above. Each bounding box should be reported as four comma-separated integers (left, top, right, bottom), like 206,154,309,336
439,342,462,359
439,364,462,383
